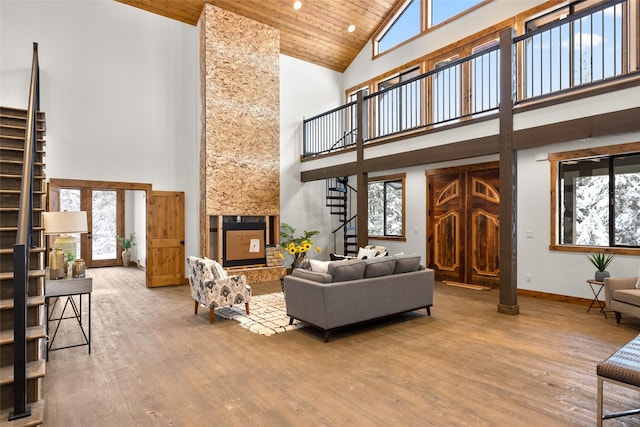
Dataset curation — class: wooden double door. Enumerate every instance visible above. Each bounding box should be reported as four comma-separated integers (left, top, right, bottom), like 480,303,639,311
427,162,500,287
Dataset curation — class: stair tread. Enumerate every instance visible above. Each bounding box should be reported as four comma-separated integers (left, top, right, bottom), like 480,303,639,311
0,399,45,427
0,325,46,345
0,295,45,311
0,248,46,255
0,270,46,281
0,360,46,385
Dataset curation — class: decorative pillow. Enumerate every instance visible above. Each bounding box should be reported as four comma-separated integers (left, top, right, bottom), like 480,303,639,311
292,268,333,283
309,259,331,274
202,257,218,279
328,259,366,282
364,245,388,257
636,266,640,289
364,256,396,278
357,247,377,260
393,254,422,274
212,260,227,279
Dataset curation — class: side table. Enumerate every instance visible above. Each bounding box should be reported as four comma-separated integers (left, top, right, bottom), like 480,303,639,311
586,279,607,319
45,273,92,359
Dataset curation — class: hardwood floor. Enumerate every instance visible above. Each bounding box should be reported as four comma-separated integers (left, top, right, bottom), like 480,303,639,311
42,267,640,426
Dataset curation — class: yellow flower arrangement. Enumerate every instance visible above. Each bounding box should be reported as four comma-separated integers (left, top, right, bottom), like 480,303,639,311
279,223,321,266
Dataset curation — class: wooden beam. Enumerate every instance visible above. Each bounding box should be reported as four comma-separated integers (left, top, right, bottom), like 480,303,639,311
497,28,519,315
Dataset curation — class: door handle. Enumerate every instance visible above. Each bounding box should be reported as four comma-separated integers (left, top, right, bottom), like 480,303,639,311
180,240,185,245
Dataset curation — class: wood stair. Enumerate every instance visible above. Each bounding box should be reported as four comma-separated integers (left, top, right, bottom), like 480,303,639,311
0,106,47,425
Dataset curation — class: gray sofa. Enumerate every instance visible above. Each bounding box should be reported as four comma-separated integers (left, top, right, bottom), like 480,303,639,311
283,255,434,341
604,277,640,323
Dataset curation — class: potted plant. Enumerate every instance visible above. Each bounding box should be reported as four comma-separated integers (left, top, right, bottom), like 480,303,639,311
587,251,615,281
116,232,136,266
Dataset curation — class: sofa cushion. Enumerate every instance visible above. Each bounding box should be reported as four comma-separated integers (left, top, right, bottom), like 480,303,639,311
393,254,421,274
328,259,366,282
309,258,331,273
364,256,396,278
292,268,333,283
614,289,640,307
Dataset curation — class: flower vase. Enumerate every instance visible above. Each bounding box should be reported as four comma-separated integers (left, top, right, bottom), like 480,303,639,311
122,248,131,267
292,253,310,270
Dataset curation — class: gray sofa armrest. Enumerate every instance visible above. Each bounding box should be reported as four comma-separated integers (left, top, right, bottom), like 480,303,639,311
604,277,637,308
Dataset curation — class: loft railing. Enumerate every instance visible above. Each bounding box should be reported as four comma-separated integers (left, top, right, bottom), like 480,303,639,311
515,0,631,101
302,0,638,158
10,42,39,422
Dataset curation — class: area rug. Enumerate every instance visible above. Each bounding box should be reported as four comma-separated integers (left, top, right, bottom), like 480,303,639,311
216,292,305,336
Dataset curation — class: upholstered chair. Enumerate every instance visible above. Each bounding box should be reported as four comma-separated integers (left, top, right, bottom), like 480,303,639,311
186,256,251,324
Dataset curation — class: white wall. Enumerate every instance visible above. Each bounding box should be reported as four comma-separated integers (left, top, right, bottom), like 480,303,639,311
279,54,344,262
0,0,200,260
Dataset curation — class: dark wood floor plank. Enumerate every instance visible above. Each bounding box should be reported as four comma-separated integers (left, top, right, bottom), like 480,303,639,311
41,266,640,426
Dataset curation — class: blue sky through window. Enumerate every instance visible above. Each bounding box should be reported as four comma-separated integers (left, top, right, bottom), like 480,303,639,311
432,0,483,27
378,0,485,54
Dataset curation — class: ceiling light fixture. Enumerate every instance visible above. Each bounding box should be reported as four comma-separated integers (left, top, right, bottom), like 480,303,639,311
348,24,356,33
293,1,302,10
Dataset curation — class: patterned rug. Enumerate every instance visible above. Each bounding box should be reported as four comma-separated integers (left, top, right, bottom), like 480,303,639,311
216,292,305,336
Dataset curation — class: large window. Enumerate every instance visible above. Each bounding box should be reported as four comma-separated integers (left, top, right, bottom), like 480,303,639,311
377,67,421,136
558,152,640,248
375,0,487,55
368,174,406,239
377,0,420,54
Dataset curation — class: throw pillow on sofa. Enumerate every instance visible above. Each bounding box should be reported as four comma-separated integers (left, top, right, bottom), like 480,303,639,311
393,254,421,274
328,259,366,282
309,258,331,273
357,247,377,260
364,257,396,278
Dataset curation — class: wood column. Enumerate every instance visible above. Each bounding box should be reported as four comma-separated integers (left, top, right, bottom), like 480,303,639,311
498,28,519,315
355,91,368,248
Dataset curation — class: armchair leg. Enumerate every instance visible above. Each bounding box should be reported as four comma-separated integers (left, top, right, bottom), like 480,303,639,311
194,300,198,315
245,302,250,316
209,308,215,324
615,312,622,324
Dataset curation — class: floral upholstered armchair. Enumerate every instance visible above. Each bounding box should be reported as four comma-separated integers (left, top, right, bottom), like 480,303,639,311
186,256,251,324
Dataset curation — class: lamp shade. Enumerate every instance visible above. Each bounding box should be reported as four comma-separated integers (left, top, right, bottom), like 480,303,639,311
43,211,88,235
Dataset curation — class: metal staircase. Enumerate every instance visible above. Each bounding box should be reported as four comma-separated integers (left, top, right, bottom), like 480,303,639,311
326,177,357,257
0,44,46,426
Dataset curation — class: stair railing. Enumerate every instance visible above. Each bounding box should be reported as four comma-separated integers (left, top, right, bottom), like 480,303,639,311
10,42,39,422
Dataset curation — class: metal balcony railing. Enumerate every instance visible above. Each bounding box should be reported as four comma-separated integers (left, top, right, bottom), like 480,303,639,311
302,0,638,158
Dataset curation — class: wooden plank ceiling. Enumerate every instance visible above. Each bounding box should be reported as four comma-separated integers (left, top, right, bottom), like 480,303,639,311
116,0,401,72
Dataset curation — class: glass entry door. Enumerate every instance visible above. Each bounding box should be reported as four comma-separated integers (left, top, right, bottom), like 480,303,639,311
59,187,123,267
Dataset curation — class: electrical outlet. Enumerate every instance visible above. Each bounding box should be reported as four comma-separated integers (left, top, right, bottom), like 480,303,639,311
526,274,532,282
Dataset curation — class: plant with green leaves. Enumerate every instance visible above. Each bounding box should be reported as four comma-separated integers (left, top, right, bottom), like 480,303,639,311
116,232,136,250
586,251,615,272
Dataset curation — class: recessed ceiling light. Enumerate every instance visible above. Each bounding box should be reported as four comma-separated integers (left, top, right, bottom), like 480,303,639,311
348,24,356,33
293,1,302,10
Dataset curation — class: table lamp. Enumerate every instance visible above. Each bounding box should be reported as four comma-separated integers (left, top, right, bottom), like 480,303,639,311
43,211,88,278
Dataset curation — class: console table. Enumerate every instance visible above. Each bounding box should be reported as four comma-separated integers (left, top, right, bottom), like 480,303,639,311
45,272,92,359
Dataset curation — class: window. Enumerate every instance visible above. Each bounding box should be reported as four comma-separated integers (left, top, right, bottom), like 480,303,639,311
558,153,640,248
377,0,421,54
522,0,626,99
376,67,421,137
430,0,484,27
368,174,406,239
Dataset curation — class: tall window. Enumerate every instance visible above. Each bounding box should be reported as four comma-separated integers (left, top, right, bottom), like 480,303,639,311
430,0,484,27
523,0,625,99
377,67,421,137
377,0,420,54
368,174,406,238
558,153,640,247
